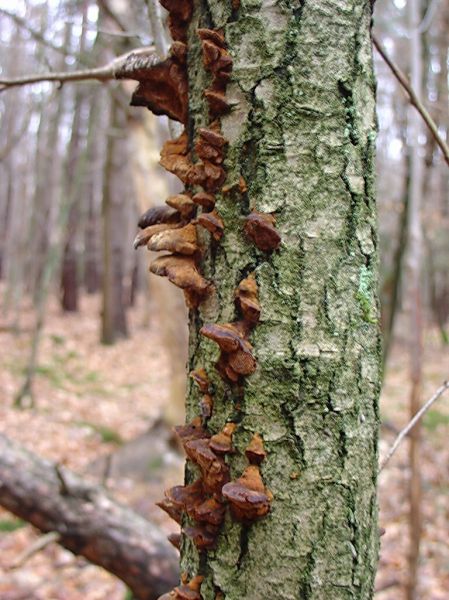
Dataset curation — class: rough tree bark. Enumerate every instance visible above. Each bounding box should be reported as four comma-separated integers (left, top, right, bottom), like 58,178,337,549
169,1,381,599
0,433,178,600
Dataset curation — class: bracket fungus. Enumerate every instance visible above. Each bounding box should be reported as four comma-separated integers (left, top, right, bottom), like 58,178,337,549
200,322,256,382
137,205,180,229
209,422,236,455
198,29,233,86
156,574,203,600
147,223,198,255
133,222,181,250
197,210,224,240
195,127,227,165
150,255,209,307
190,368,210,394
245,433,267,465
160,132,193,184
192,191,216,211
166,194,196,218
244,210,281,252
235,273,261,325
184,438,230,495
122,53,189,123
160,0,193,43
222,464,271,522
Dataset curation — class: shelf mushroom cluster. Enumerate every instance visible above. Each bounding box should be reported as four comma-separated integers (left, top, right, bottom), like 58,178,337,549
128,1,282,597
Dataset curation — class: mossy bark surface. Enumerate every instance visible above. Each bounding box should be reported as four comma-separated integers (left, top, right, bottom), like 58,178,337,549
182,1,380,599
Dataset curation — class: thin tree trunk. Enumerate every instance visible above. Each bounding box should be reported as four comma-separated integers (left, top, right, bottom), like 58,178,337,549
406,0,424,598
166,3,381,598
101,98,129,344
0,433,178,600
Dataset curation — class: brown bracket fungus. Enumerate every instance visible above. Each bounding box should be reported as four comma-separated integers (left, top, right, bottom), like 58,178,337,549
235,273,261,325
174,417,210,447
160,0,193,43
156,574,204,600
204,89,232,118
222,464,271,522
192,192,216,211
209,422,236,455
245,433,267,465
183,524,220,551
190,368,210,394
133,222,181,250
160,132,193,184
150,255,210,308
244,210,281,252
120,53,188,123
147,223,198,255
200,322,256,382
198,29,233,86
187,160,226,193
137,205,180,229
184,438,230,495
166,194,196,219
195,127,228,165
197,210,224,240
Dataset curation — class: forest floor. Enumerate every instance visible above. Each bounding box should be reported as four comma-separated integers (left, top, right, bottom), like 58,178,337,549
0,294,448,600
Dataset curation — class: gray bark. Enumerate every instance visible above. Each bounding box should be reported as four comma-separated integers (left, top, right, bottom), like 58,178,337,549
180,2,381,599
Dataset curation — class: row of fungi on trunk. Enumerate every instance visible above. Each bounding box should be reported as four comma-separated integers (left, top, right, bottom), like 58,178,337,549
127,3,278,597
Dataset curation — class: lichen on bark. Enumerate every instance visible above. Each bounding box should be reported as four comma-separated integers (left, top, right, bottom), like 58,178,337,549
181,1,381,599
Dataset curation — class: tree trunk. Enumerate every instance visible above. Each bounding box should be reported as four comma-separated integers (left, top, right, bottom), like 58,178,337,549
406,0,424,598
174,2,381,599
101,98,129,344
0,433,178,600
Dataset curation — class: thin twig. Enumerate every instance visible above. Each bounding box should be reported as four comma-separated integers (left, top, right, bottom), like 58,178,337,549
373,34,449,168
8,531,61,569
0,46,156,92
379,379,449,472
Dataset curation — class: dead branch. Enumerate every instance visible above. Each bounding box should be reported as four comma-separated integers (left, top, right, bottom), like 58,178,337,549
0,46,157,92
379,379,449,472
0,433,178,600
373,34,449,168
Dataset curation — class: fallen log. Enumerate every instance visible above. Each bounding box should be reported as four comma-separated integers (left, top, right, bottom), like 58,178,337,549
0,433,178,600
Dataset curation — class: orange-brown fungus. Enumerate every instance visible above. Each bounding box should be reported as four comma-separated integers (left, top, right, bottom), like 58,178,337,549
147,223,198,255
166,194,196,218
184,439,230,494
126,55,188,123
133,223,180,250
200,322,256,381
197,210,224,240
244,210,281,252
175,416,210,446
245,433,266,465
192,192,216,210
191,496,226,526
137,205,180,229
160,0,193,43
235,273,260,324
195,128,227,165
150,255,209,297
188,160,226,193
209,423,236,455
199,394,214,419
222,176,247,196
160,132,192,184
222,465,271,522
197,28,226,48
156,497,183,524
190,368,209,393
157,574,203,600
204,89,231,117
183,524,219,551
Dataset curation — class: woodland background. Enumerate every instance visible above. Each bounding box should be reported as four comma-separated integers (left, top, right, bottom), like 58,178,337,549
0,0,448,599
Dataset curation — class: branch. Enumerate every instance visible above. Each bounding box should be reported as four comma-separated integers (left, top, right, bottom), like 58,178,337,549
0,46,157,92
372,34,449,168
8,531,61,570
0,433,178,600
379,379,449,472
